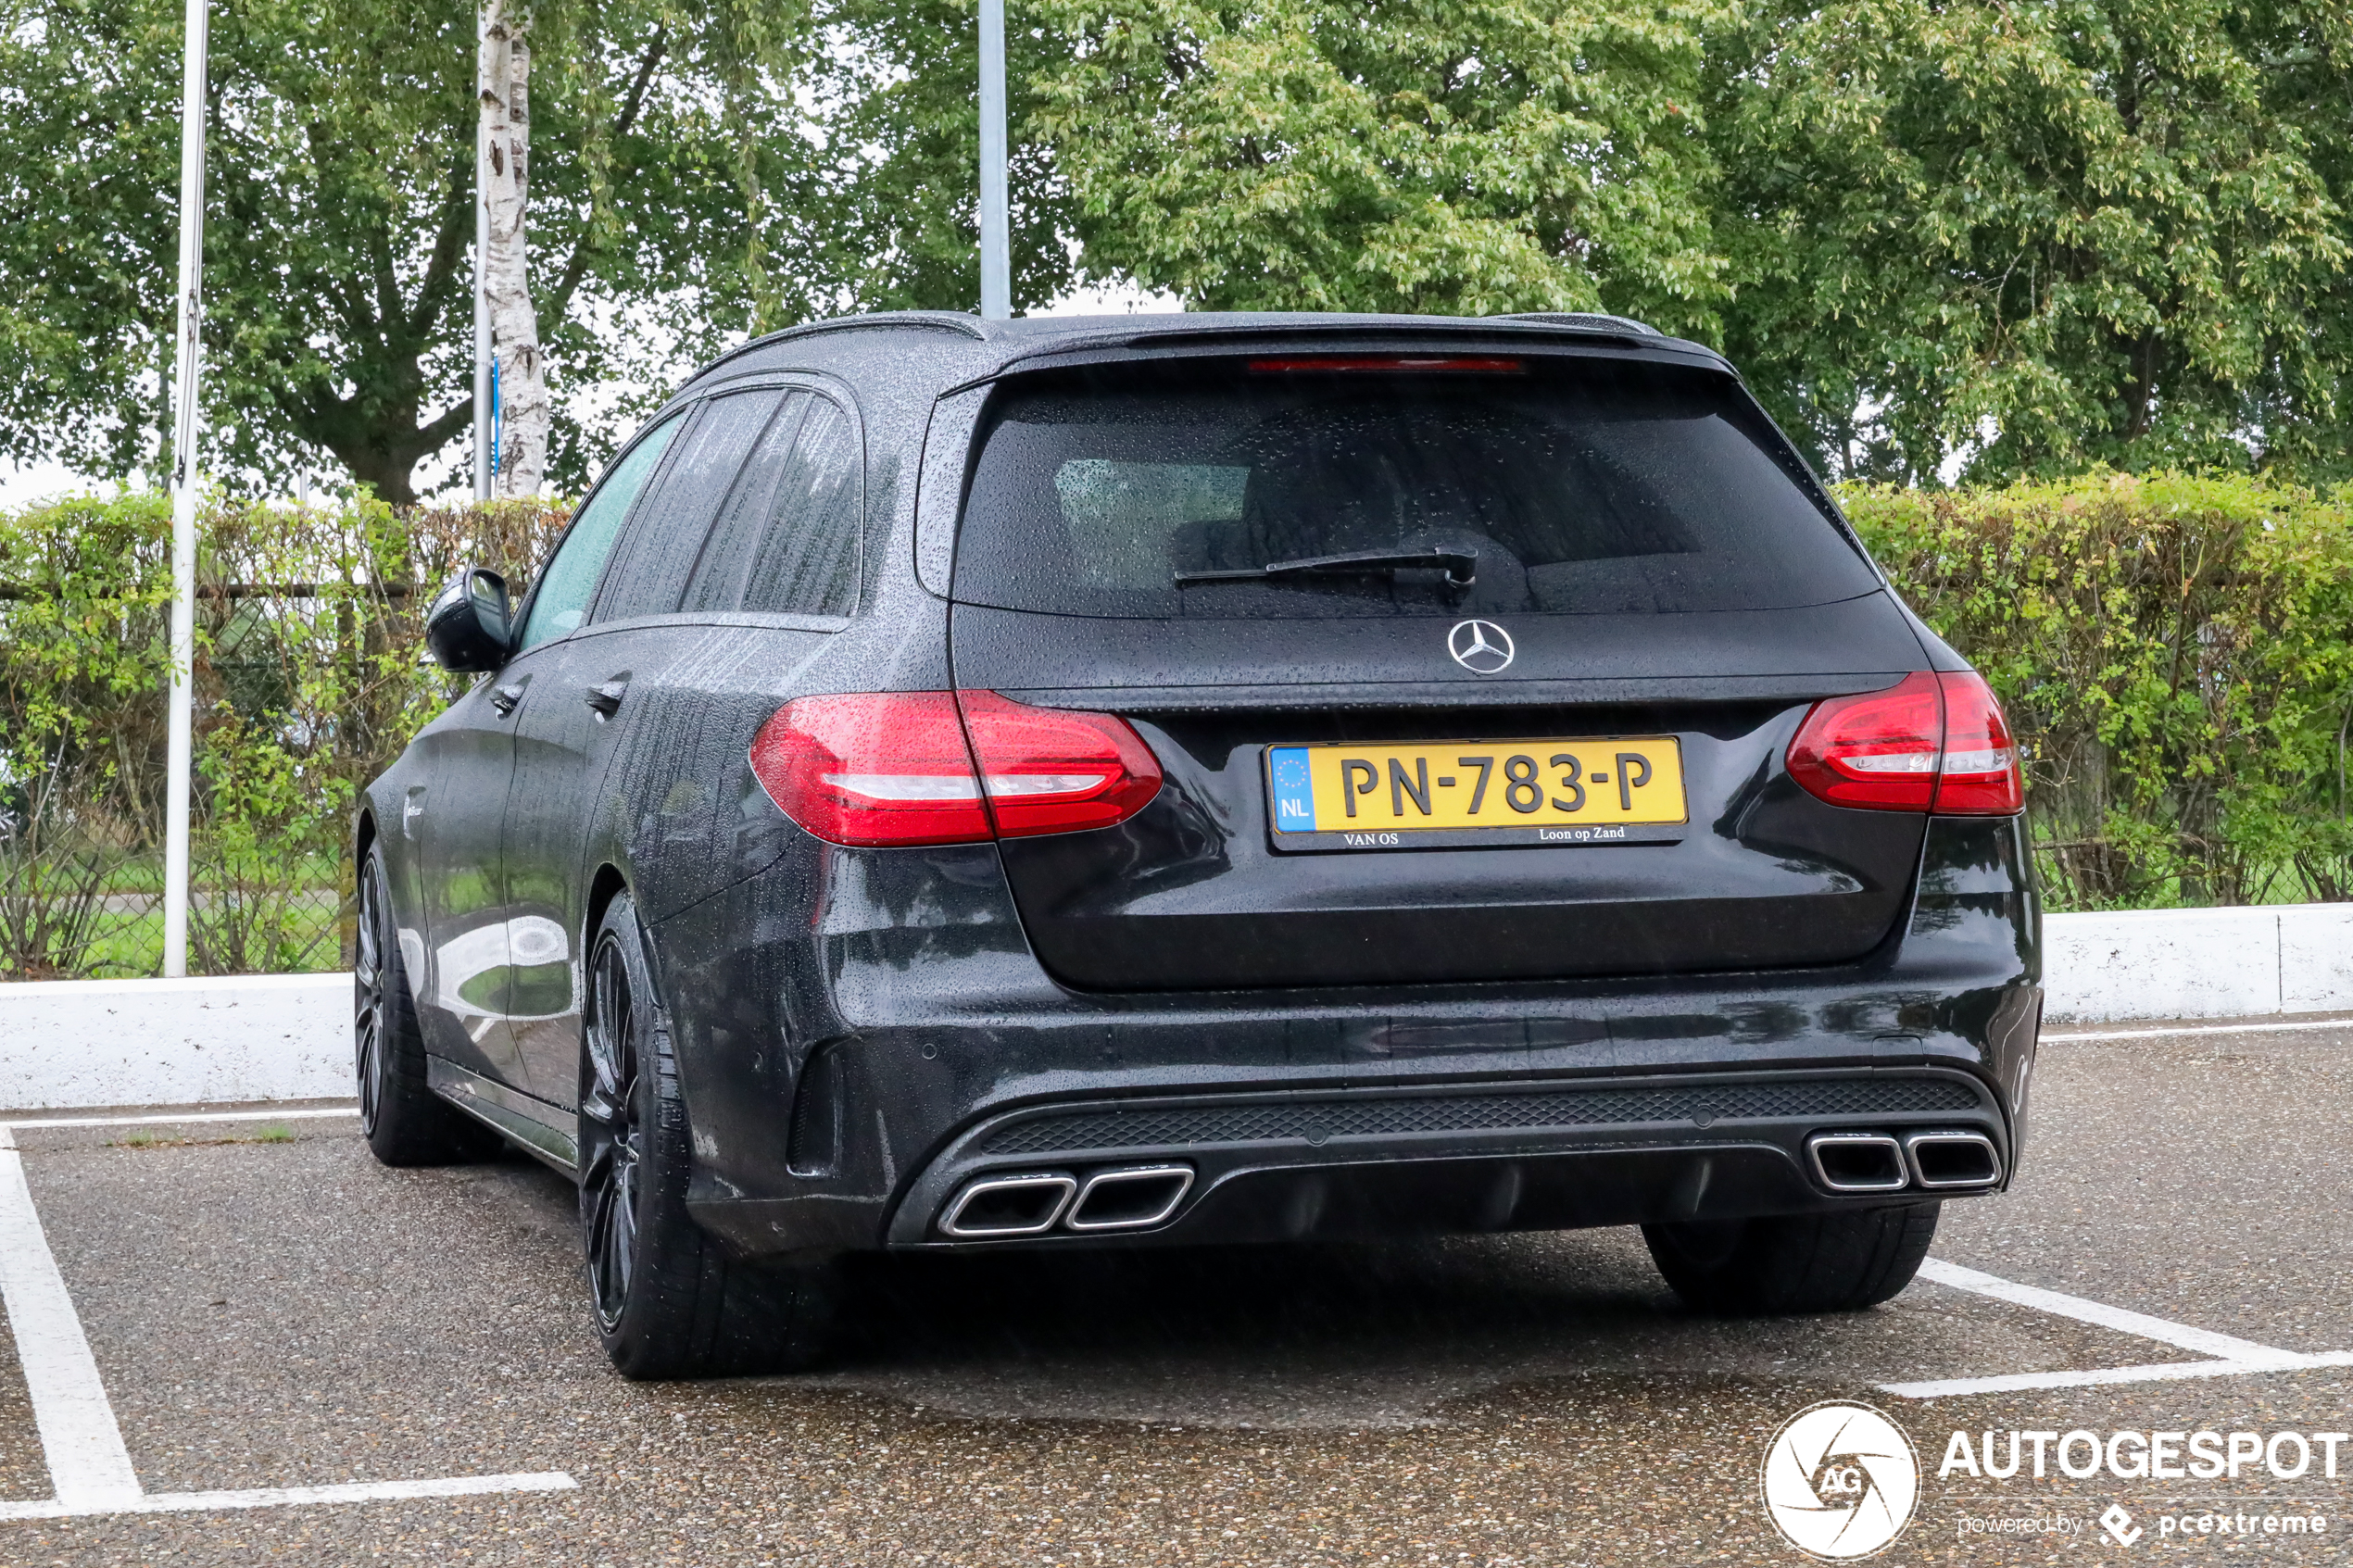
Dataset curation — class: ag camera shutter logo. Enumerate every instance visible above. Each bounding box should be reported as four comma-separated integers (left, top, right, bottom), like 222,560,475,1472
1761,1401,1920,1560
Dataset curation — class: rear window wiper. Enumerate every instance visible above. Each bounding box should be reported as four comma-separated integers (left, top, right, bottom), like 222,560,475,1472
1174,546,1478,589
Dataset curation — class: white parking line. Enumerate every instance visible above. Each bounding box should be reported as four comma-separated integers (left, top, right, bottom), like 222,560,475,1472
1914,1260,2303,1366
2042,1017,2353,1043
0,1472,578,1522
0,1116,576,1521
1884,1354,2353,1401
0,1126,141,1512
1889,1016,2353,1393
1883,1259,2353,1399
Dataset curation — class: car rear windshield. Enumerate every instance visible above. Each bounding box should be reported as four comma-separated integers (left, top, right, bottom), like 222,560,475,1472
950,358,1881,618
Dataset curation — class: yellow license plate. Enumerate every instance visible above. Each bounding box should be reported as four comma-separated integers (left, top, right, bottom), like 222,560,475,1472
1265,736,1687,850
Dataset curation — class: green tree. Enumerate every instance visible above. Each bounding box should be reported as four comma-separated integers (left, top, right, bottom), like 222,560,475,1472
794,0,1077,314
0,0,836,502
1710,0,2353,484
1016,0,2353,483
1029,0,1730,331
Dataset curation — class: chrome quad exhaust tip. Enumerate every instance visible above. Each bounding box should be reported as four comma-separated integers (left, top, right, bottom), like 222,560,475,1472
938,1173,1077,1236
1063,1164,1195,1232
1805,1132,1910,1193
1903,1130,2003,1189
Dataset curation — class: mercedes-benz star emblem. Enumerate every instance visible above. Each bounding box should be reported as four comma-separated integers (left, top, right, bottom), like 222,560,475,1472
1447,619,1515,674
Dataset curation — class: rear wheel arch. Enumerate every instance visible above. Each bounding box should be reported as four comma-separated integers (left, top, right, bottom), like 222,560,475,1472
583,863,633,977
576,888,837,1376
352,809,380,935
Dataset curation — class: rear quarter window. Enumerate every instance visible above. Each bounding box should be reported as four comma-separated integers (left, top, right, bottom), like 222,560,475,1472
950,360,1880,618
594,390,781,622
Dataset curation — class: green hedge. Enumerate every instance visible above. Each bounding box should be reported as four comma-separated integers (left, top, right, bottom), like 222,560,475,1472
1841,472,2353,909
0,493,567,977
1,472,2347,978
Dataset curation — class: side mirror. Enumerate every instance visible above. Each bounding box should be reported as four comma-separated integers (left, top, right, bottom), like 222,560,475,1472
425,567,514,672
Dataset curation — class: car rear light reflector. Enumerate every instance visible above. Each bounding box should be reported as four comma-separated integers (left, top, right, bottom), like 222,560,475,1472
1931,671,2025,813
749,691,1163,847
1784,671,2023,814
956,690,1164,837
1246,357,1524,373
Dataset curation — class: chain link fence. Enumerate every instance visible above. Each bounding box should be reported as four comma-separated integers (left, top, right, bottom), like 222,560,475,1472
0,492,567,978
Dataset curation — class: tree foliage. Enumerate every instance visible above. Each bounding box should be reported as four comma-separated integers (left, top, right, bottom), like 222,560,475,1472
1026,0,2353,483
1846,470,2353,907
0,0,837,502
3,0,2349,497
0,488,566,974
1031,0,1729,331
794,0,1077,315
1715,0,2353,484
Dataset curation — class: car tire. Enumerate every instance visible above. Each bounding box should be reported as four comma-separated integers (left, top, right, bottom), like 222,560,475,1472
1642,1202,1939,1314
355,847,498,1167
577,893,837,1380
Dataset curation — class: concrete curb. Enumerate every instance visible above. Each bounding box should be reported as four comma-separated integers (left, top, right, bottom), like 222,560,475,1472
0,972,352,1111
0,903,2347,1108
2042,903,2353,1022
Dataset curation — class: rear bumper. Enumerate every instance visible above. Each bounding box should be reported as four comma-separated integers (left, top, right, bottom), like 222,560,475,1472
660,814,2041,1259
878,1065,2005,1249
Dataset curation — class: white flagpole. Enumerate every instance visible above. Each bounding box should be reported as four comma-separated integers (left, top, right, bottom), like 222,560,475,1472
472,1,493,499
977,0,1010,320
161,0,208,979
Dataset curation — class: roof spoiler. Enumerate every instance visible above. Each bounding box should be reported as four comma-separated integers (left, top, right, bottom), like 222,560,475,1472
1492,311,1664,336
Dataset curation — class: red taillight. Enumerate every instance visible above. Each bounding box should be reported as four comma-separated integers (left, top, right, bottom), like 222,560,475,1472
1787,671,1943,810
748,691,1163,847
956,690,1164,836
748,693,989,847
1784,671,2022,815
1931,671,2025,813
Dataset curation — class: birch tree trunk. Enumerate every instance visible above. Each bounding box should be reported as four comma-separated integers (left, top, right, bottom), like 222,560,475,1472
480,0,548,495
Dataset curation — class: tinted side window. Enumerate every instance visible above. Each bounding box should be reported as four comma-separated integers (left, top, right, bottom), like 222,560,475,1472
742,397,860,615
684,394,862,616
593,390,782,623
680,393,810,612
516,410,684,651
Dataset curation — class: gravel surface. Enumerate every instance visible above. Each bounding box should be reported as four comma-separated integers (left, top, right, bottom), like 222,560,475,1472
0,1315,41,1505
2,1022,2349,1563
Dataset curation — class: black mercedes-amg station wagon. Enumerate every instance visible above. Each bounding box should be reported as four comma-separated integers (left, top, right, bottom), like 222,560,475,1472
356,310,2041,1378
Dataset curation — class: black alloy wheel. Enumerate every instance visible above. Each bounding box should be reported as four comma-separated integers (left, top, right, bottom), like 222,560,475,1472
354,859,390,1135
354,846,495,1166
575,893,837,1379
580,926,644,1334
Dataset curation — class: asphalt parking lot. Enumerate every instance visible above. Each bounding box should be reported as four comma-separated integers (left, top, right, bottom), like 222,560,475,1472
3,1018,2351,1565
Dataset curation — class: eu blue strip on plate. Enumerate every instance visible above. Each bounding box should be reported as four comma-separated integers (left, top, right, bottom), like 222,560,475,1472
1267,746,1316,833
